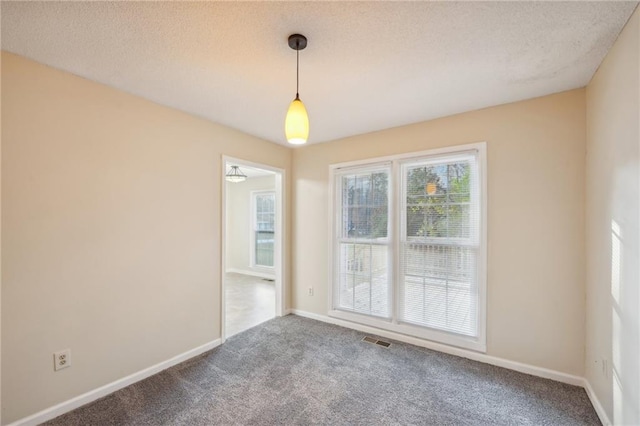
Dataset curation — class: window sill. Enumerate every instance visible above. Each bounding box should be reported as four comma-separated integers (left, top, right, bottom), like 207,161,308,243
328,309,486,353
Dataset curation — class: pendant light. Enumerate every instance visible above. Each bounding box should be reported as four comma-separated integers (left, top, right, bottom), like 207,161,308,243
226,165,247,183
285,34,309,145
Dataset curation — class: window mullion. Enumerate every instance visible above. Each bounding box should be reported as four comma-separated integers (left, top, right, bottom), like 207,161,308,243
391,159,401,325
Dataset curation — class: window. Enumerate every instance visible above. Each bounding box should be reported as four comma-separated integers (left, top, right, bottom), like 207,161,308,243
331,144,486,351
400,153,480,337
334,165,391,318
253,191,275,268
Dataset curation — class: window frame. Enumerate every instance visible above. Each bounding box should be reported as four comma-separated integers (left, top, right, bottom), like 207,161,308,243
250,190,276,270
328,142,487,352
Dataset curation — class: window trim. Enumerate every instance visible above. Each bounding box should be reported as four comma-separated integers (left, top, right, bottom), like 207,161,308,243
250,190,276,270
328,142,487,352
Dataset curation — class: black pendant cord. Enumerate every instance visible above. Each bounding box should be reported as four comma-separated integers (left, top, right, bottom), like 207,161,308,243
296,46,300,99
287,34,306,100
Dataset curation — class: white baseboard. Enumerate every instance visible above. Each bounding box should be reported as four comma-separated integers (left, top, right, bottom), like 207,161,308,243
7,339,221,426
226,268,275,280
583,379,612,426
9,314,607,426
287,309,584,387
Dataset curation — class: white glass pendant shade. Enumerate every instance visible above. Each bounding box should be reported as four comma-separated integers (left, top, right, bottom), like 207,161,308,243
285,96,309,145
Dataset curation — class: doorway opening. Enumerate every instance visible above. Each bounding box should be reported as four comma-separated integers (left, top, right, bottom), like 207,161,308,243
221,157,285,341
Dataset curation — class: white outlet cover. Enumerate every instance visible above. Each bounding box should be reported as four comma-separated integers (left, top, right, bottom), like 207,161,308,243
54,349,71,371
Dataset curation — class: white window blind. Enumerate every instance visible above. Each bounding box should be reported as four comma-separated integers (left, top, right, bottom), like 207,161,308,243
330,145,485,349
399,152,480,336
334,165,391,318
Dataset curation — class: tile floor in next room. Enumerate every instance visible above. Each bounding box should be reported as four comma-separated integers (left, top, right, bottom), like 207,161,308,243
225,272,275,337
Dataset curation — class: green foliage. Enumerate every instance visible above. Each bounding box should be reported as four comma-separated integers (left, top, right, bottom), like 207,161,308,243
406,162,471,239
344,172,388,239
342,162,471,241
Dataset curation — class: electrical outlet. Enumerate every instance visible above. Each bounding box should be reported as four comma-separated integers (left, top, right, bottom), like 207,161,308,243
308,287,314,296
54,349,71,371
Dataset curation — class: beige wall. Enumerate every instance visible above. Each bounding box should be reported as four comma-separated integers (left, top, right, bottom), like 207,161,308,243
225,175,276,276
0,51,3,426
0,52,291,424
293,89,587,376
585,6,640,425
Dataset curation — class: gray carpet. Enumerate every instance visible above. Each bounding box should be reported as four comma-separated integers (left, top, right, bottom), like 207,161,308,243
44,315,600,425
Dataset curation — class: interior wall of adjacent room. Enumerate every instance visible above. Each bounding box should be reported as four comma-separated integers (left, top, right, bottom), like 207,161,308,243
292,89,586,377
585,6,640,425
0,52,292,424
225,175,276,277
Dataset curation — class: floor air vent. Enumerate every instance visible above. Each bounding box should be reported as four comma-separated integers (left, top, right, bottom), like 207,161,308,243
362,336,391,348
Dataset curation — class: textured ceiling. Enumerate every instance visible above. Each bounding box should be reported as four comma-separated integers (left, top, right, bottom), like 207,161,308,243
1,1,637,146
